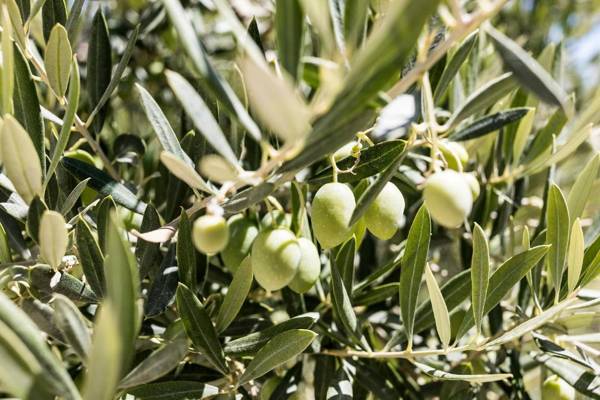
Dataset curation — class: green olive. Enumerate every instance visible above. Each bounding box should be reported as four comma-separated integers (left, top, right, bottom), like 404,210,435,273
542,375,575,400
251,228,301,291
423,170,473,229
288,238,321,293
192,215,229,255
260,210,292,230
364,182,405,240
439,140,469,171
221,214,259,273
311,183,355,249
463,172,480,200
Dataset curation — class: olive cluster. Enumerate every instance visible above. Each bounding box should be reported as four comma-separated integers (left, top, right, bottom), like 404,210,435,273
191,140,480,292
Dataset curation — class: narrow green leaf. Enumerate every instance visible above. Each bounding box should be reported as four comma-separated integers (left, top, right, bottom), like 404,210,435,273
13,44,45,170
424,264,451,348
238,329,316,385
135,83,193,166
136,204,161,278
45,57,79,188
59,177,89,215
39,210,68,269
241,56,311,142
1,6,15,115
457,246,550,338
95,195,116,252
0,291,80,399
399,205,431,349
0,116,43,204
223,312,318,356
45,24,72,98
545,184,570,299
449,73,517,128
76,218,105,297
87,10,112,132
165,70,238,165
486,26,568,110
524,104,569,163
567,154,600,220
41,0,66,41
176,283,228,374
413,361,512,383
65,0,85,37
26,195,47,243
433,30,478,103
144,245,178,317
159,151,212,193
87,25,139,124
15,0,29,20
567,218,584,294
487,297,576,347
62,156,147,214
126,381,218,400
52,294,91,363
511,107,535,164
343,0,369,52
216,257,253,333
309,140,406,185
176,210,196,291
449,108,529,141
353,283,399,306
471,223,490,335
335,236,356,294
331,257,362,346
161,0,261,142
536,354,600,399
118,337,188,389
275,0,304,80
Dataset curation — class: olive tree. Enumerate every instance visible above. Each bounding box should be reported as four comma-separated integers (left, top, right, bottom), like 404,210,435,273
0,0,599,399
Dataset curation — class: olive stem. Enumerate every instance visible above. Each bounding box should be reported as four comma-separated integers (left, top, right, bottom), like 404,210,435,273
329,155,339,183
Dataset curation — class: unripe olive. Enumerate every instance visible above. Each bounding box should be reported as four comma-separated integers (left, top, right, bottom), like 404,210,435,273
439,140,468,171
251,228,301,291
192,215,229,255
311,183,356,249
463,172,480,200
260,210,292,230
423,170,473,229
221,214,259,273
288,238,321,293
542,375,575,400
364,182,405,240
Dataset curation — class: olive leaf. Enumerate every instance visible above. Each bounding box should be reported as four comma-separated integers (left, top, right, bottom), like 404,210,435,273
433,30,478,103
456,245,550,338
240,56,311,142
423,264,450,348
87,9,112,131
45,24,72,98
238,329,317,385
545,184,570,301
449,108,529,141
6,0,27,47
567,218,584,294
62,156,147,214
176,283,228,375
448,73,517,128
310,140,406,185
471,223,490,336
354,282,399,306
275,0,304,80
412,361,512,383
511,107,535,164
41,0,66,41
161,0,261,142
176,210,196,292
331,256,364,347
335,236,356,294
13,44,44,169
136,204,162,278
399,205,431,349
52,294,91,364
0,291,80,399
0,116,43,204
567,153,600,220
224,313,319,356
46,57,79,188
216,257,253,333
39,211,68,269
59,177,90,215
486,25,568,110
536,354,600,399
159,151,212,194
